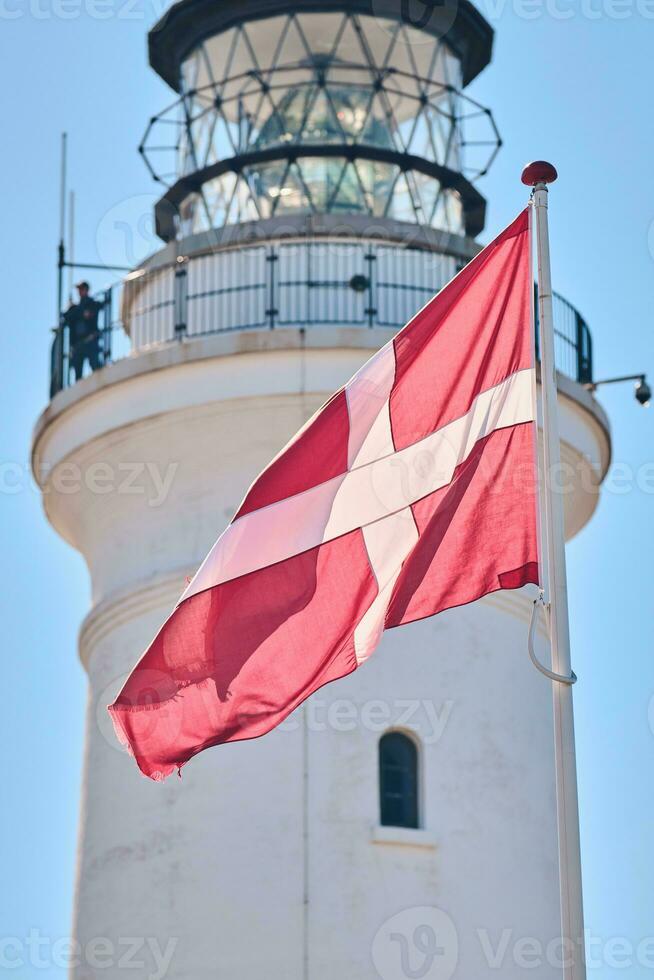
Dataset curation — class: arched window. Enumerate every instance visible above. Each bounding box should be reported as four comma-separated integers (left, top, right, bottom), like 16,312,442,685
379,731,419,829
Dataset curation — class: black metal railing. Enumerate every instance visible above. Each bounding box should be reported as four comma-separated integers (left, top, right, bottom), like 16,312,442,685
49,245,593,395
535,285,593,386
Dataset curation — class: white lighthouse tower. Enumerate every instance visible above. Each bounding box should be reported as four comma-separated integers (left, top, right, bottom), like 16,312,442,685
33,2,610,977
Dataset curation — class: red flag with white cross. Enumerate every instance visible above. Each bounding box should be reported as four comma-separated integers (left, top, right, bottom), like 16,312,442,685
109,208,538,780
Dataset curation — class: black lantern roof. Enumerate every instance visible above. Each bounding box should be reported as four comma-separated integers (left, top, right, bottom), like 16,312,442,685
149,0,494,91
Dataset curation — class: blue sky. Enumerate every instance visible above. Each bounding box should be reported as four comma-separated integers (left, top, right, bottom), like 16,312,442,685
1,3,652,976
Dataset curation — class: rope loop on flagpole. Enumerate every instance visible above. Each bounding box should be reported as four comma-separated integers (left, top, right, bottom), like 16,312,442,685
528,594,577,685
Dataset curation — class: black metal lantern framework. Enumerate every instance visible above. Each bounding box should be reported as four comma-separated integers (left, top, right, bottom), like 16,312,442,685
143,0,501,241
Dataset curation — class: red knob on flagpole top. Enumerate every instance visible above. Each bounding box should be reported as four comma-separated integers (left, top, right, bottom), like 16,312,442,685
521,161,558,185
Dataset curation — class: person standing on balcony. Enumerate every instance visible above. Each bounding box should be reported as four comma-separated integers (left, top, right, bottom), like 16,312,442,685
65,281,103,381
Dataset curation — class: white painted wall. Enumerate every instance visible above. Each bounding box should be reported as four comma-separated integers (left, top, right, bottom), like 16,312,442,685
32,327,610,980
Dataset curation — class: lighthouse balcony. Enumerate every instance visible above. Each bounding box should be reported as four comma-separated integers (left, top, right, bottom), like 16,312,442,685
48,218,593,398
36,216,609,602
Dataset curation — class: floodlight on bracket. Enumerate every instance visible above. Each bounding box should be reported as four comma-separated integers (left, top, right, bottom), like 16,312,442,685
585,373,650,407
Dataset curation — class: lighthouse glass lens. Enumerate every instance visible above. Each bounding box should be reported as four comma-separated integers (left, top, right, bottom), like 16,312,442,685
157,11,494,237
180,13,461,143
177,161,463,238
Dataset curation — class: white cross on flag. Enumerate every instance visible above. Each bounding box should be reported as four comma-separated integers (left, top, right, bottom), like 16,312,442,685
109,208,539,780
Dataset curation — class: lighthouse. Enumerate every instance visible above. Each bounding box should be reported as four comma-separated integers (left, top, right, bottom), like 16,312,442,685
32,1,610,977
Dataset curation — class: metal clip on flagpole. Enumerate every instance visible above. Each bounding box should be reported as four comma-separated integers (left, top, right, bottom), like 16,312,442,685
522,161,587,980
528,592,577,685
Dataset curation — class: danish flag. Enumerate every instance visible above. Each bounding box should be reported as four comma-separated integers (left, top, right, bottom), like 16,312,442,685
109,209,539,780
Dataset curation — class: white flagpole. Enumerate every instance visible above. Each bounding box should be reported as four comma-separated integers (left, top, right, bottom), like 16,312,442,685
522,161,586,980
